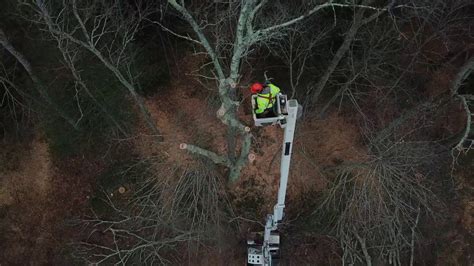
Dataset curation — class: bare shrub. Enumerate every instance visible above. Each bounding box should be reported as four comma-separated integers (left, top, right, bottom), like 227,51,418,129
318,138,445,265
74,159,232,264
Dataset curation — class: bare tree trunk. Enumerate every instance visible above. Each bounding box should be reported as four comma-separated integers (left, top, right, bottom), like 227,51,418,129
229,134,251,182
167,0,384,182
168,0,252,182
311,1,383,104
0,27,78,129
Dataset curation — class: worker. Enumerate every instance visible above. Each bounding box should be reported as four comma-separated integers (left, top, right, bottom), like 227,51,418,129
250,81,281,118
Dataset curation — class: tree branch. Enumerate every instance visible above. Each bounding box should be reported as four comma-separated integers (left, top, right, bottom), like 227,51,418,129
34,0,162,139
451,57,474,96
354,230,372,266
0,27,78,129
451,57,474,151
145,18,201,45
229,0,254,81
256,2,384,37
246,0,268,36
311,0,384,103
180,143,231,167
167,0,225,80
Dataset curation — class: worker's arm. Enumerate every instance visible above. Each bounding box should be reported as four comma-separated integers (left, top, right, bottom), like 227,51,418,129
269,83,281,94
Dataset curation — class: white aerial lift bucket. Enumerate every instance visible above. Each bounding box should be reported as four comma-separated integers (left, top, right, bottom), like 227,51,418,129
251,93,288,127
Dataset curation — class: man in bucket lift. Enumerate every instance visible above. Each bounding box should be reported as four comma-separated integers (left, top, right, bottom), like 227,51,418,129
250,81,281,118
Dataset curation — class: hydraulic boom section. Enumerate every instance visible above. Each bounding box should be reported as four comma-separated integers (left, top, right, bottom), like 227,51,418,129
247,96,299,266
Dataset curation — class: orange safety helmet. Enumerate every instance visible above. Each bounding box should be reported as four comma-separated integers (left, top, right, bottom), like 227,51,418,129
250,82,264,94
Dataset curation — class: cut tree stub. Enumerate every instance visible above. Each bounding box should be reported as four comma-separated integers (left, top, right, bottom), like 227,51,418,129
179,143,187,150
248,153,256,162
217,107,225,117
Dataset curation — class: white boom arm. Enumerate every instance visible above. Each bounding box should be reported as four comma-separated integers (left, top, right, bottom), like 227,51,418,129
273,99,298,224
247,98,299,266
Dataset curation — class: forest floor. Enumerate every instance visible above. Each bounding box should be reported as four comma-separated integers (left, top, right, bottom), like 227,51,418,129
0,53,473,264
0,135,99,264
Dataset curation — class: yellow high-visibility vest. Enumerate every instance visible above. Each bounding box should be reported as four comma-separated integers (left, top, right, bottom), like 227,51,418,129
255,83,280,114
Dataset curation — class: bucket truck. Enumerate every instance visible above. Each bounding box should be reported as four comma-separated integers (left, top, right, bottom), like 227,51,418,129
247,93,299,265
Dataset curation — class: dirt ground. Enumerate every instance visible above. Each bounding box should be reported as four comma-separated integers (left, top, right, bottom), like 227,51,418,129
0,137,55,263
0,136,99,264
136,55,227,167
